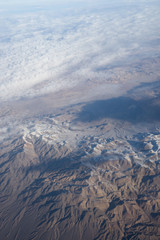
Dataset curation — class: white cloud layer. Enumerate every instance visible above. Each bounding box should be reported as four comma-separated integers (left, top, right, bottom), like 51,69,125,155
0,0,160,101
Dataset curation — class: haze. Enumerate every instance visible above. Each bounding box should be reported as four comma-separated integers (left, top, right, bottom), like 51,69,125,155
0,1,160,240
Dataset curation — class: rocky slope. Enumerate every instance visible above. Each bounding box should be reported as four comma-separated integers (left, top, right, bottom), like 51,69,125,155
0,105,160,240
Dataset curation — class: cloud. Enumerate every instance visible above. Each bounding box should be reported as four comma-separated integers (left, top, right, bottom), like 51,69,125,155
0,0,160,101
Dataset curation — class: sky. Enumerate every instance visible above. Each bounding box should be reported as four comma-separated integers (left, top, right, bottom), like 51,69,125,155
0,0,160,101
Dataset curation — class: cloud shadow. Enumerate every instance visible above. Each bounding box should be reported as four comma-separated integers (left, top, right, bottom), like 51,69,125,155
76,96,160,123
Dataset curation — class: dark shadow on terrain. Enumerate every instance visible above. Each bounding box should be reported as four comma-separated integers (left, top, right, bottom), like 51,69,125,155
25,154,82,175
76,96,160,123
127,80,160,96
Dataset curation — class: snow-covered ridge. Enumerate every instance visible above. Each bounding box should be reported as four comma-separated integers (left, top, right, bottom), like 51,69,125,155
20,113,160,169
